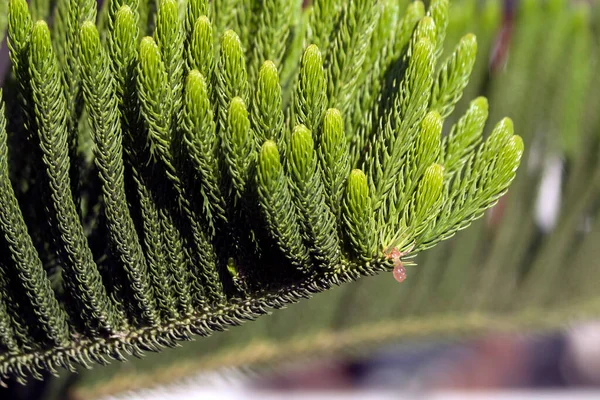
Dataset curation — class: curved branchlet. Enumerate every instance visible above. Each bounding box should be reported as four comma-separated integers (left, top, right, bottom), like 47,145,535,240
366,38,436,212
223,97,255,203
391,1,425,62
110,5,182,320
406,16,437,61
418,119,524,251
138,37,223,304
108,4,139,78
402,163,445,245
216,30,249,134
427,0,449,59
7,0,34,132
257,141,310,270
294,45,327,134
211,0,236,40
187,16,215,83
346,1,390,140
30,21,120,334
158,209,191,316
52,0,95,131
110,6,139,103
107,0,139,38
0,259,18,354
182,70,228,231
325,0,376,117
430,33,477,119
307,0,342,51
442,97,488,177
137,36,173,163
318,108,350,222
381,1,426,92
381,111,443,249
155,0,185,125
80,21,160,327
0,244,34,354
288,125,342,270
252,61,284,147
248,0,294,83
343,169,376,262
110,5,142,171
398,112,443,206
0,89,70,347
185,0,209,41
359,0,424,163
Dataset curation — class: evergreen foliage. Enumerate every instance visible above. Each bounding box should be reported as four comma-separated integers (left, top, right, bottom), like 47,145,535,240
58,1,600,396
0,0,522,381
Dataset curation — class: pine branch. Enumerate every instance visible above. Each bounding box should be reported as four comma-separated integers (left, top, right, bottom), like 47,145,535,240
319,108,350,222
182,70,228,232
418,119,524,251
307,0,342,51
252,61,285,147
343,169,376,261
80,21,158,327
288,125,342,270
430,33,477,119
0,87,70,348
293,45,327,134
187,15,214,80
7,0,34,132
442,97,487,177
248,0,294,83
138,36,223,303
0,0,526,380
30,21,122,335
325,0,376,118
257,141,310,270
216,30,249,134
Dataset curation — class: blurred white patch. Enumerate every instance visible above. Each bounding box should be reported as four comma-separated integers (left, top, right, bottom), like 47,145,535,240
564,322,600,385
101,368,253,400
535,155,563,233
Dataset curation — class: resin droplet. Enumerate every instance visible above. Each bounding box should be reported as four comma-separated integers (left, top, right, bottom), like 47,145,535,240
393,263,407,283
387,248,402,260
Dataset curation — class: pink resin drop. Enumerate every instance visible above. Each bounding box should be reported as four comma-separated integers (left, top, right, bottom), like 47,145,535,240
393,263,407,283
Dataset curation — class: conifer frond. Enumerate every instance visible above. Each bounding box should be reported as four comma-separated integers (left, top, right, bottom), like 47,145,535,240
288,124,342,271
30,20,121,335
252,61,285,146
294,44,327,133
57,2,600,394
187,15,214,82
0,88,70,349
80,21,156,328
0,0,523,381
319,108,350,221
